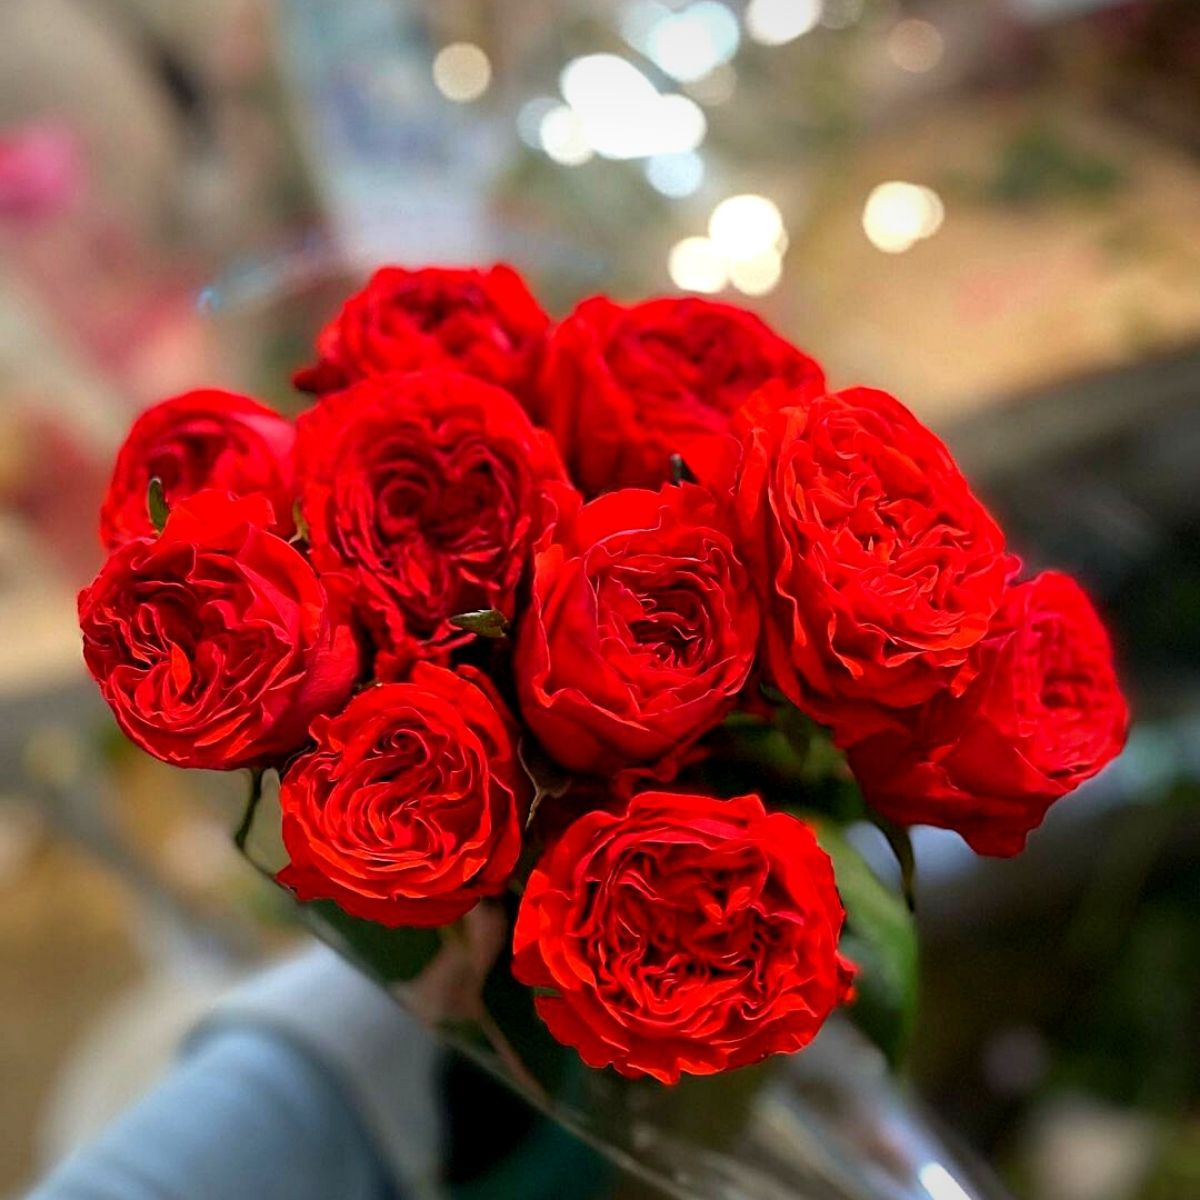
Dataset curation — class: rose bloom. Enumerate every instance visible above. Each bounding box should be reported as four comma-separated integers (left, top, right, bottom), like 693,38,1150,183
293,264,549,397
296,370,568,674
514,482,759,781
513,790,855,1083
849,571,1129,856
717,384,1011,745
531,295,825,495
277,664,526,927
99,389,296,549
79,491,358,770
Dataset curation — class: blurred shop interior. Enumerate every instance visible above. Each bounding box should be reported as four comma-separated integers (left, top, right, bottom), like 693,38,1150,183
1,0,1198,1197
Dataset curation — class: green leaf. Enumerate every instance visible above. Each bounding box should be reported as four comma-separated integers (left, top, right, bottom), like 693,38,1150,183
300,899,442,984
147,477,169,533
718,706,866,821
448,608,510,639
811,817,919,1068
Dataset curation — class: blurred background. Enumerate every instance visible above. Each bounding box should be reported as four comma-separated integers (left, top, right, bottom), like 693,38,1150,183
0,0,1198,1196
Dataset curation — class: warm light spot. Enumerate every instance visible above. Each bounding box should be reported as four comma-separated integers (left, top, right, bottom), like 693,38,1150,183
862,181,944,253
669,236,729,293
539,105,593,166
432,43,491,103
887,19,945,74
708,193,785,260
729,248,783,295
745,0,822,46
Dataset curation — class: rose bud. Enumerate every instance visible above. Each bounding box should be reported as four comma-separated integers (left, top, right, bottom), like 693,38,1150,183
99,389,296,550
293,264,549,398
849,571,1129,856
296,369,569,675
514,482,759,782
79,491,358,771
530,295,824,495
513,790,856,1083
715,383,1012,745
277,664,526,927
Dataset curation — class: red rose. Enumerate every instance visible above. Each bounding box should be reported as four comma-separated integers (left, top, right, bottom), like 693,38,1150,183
849,571,1129,856
296,370,568,674
99,389,296,549
514,482,759,780
78,491,358,770
718,384,1011,744
277,664,526,927
294,264,549,397
513,790,855,1083
531,295,824,494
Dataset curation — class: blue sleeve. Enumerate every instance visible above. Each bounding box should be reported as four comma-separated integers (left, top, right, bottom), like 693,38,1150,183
26,1026,398,1200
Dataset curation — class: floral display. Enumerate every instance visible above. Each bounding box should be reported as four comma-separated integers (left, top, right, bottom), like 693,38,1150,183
79,264,1128,1083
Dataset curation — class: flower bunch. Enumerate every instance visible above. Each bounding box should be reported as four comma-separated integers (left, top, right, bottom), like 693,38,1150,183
79,264,1127,1083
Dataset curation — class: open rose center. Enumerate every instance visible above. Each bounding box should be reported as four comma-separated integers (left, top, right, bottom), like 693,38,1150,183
594,558,718,680
579,842,786,1017
331,434,523,634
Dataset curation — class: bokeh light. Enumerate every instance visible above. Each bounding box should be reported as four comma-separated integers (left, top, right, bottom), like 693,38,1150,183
645,151,706,197
861,181,945,253
708,193,785,260
431,43,492,103
646,2,741,83
887,19,945,74
669,193,790,293
559,54,706,159
729,248,783,295
539,104,594,166
745,0,823,46
668,236,729,293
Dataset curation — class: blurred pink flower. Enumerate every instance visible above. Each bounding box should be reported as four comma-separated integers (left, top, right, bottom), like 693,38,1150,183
0,122,83,221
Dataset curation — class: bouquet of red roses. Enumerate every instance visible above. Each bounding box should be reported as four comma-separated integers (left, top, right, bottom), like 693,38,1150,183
78,264,1128,1117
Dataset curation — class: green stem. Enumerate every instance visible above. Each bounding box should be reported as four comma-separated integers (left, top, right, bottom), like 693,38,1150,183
233,768,265,854
874,817,917,913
